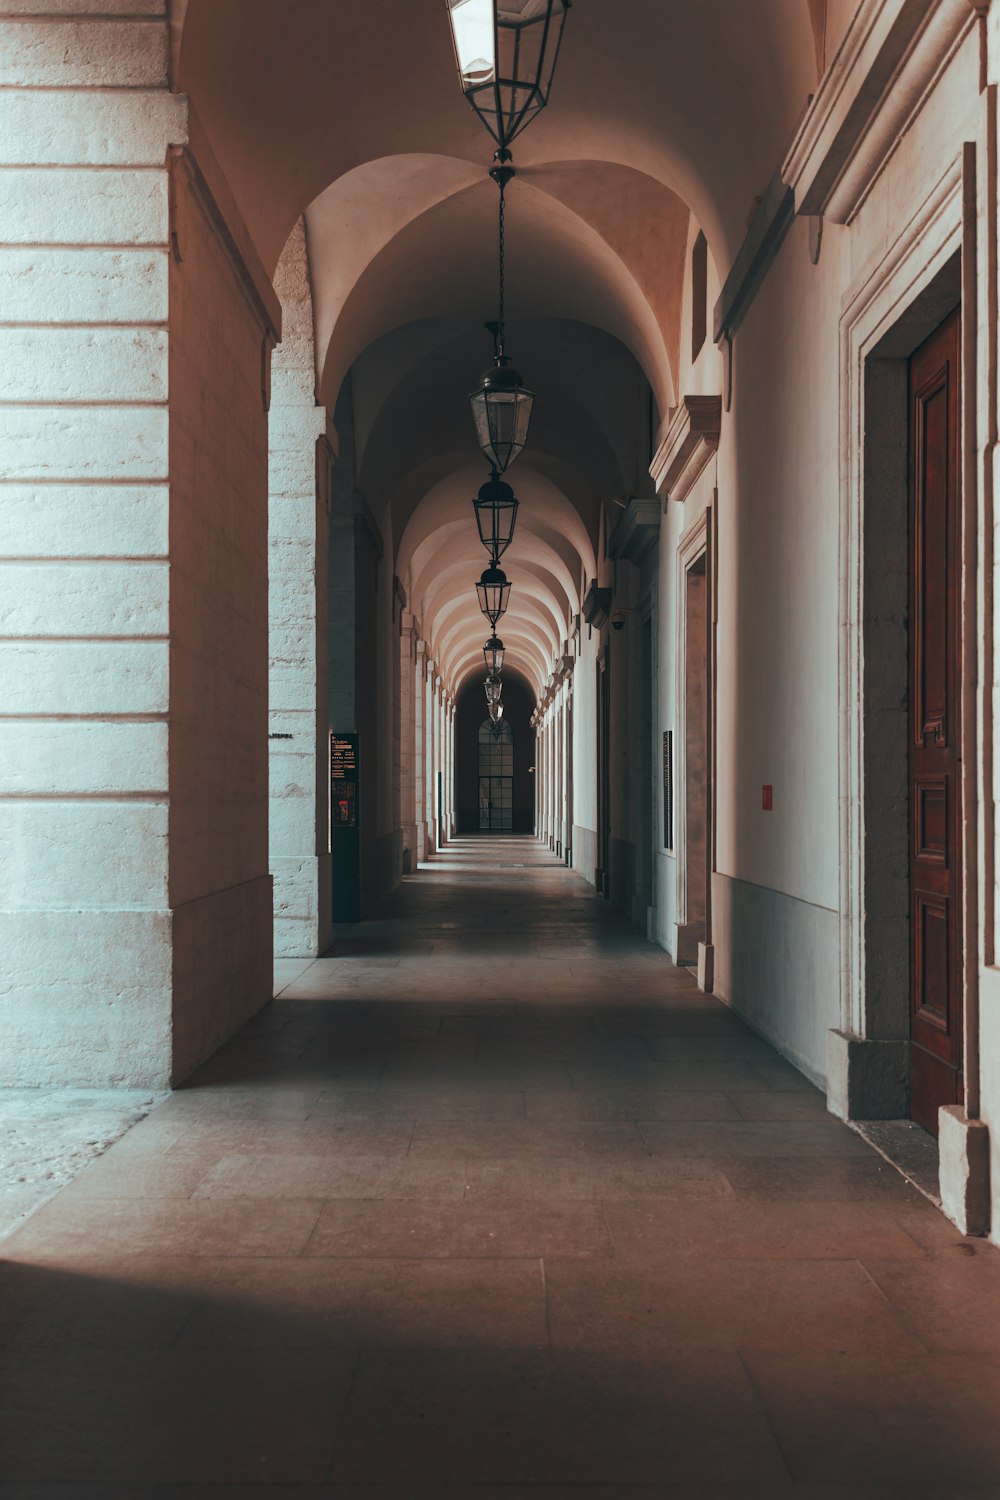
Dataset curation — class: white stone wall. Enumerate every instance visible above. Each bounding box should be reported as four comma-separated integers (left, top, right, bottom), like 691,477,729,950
0,4,182,1084
269,220,332,958
0,3,276,1085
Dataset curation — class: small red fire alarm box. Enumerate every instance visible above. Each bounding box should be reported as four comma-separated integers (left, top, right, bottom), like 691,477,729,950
762,785,773,811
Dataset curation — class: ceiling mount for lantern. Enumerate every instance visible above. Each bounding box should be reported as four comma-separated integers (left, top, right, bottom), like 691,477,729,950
468,160,534,473
483,634,505,676
445,0,572,156
473,471,519,559
476,562,511,627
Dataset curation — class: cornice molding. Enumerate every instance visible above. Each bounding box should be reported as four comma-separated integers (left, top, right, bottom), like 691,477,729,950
712,170,795,344
782,0,976,223
650,395,722,503
609,497,661,564
581,580,612,629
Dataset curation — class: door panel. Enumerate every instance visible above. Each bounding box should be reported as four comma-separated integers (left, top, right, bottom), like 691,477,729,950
908,306,963,1135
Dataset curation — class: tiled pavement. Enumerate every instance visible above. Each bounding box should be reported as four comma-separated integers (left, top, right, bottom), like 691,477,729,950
1,835,999,1497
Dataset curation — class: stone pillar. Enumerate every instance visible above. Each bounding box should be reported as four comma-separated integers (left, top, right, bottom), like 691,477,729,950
0,5,277,1085
432,671,443,852
563,675,574,862
448,699,457,836
539,720,548,840
555,697,564,857
540,722,549,843
268,220,332,958
424,662,436,856
414,643,427,861
399,612,418,872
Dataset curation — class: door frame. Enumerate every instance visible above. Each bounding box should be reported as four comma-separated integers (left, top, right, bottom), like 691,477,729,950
834,146,980,1124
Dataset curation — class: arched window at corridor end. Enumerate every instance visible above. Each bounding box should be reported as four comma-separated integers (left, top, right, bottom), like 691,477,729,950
478,719,513,831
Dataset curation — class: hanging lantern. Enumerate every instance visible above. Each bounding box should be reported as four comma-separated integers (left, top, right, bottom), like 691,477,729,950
473,471,519,558
470,362,533,474
476,563,511,627
483,634,505,676
484,673,503,705
445,0,572,155
488,698,504,727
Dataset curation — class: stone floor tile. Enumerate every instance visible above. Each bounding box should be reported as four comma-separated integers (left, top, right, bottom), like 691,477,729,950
1,1196,323,1259
639,1119,871,1158
157,1086,325,1120
175,1256,547,1350
863,1248,1000,1351
544,1256,925,1355
409,1120,646,1158
0,1256,195,1348
165,1119,415,1159
311,1090,526,1123
330,1349,789,1486
54,1149,210,1200
746,1351,1000,1487
719,1155,921,1202
461,1155,731,1200
305,1198,613,1259
726,1088,830,1120
0,1349,356,1484
602,1196,927,1262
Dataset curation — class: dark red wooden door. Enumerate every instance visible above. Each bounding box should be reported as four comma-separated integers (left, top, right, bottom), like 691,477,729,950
908,306,963,1135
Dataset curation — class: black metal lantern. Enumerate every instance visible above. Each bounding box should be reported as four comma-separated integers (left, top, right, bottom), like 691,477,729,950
476,563,511,627
484,673,503,705
471,364,533,475
445,0,571,156
488,698,504,726
483,634,505,675
473,471,519,558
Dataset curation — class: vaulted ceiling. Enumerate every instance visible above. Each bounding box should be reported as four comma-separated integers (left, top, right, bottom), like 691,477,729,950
177,0,819,695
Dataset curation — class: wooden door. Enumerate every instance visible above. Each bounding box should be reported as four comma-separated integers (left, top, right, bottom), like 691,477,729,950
908,306,963,1135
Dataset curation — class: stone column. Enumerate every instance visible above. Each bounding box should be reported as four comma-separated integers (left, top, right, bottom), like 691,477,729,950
399,612,418,872
555,697,564,858
425,663,436,855
563,673,575,862
448,698,457,836
414,640,427,862
432,671,443,852
0,4,277,1084
540,721,549,844
268,220,332,958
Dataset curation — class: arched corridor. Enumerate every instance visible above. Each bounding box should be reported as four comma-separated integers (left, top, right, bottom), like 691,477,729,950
3,838,995,1490
5,0,1000,1486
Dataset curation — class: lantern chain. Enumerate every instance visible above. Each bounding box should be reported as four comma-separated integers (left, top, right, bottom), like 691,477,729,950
489,156,514,360
497,172,506,359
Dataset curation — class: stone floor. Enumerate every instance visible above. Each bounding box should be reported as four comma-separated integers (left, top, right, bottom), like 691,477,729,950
1,835,999,1497
0,1087,164,1243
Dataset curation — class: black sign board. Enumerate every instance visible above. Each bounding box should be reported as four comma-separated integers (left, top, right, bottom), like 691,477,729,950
331,732,360,921
662,730,673,851
331,735,358,776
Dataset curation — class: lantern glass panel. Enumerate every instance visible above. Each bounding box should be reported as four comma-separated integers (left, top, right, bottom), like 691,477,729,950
448,0,570,151
476,569,511,626
470,382,533,473
473,480,518,558
483,635,505,675
485,674,502,704
447,0,495,84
